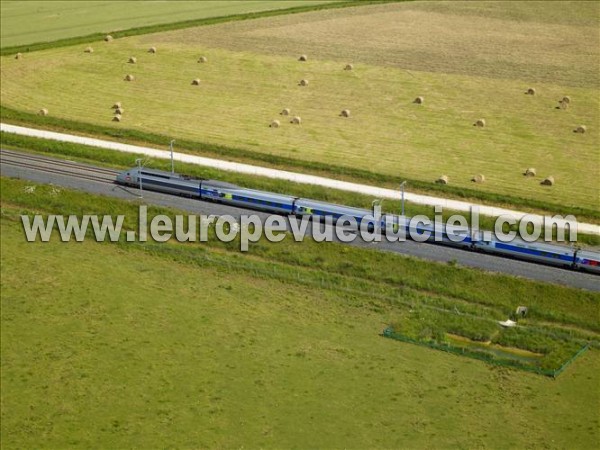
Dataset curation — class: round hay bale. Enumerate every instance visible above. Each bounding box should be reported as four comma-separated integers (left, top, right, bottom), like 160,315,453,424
558,100,569,110
471,174,485,183
562,96,571,104
299,79,309,86
436,175,449,185
474,118,486,127
124,74,135,81
84,46,94,53
270,120,280,128
291,116,302,125
413,96,424,104
280,108,291,116
525,87,535,95
340,109,351,117
113,114,122,122
298,55,307,62
344,63,353,71
112,102,122,109
38,108,48,116
540,176,554,186
15,52,22,60
198,56,208,63
115,107,124,115
148,47,157,54
128,56,137,64
574,125,587,134
191,78,201,85
524,168,536,177
104,35,113,42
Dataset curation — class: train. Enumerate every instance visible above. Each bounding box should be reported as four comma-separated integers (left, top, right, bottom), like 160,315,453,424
116,167,600,274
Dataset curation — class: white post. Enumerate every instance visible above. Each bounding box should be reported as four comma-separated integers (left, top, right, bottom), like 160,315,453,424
170,139,176,174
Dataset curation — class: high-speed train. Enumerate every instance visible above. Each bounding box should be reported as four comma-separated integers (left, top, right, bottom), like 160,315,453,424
116,167,600,274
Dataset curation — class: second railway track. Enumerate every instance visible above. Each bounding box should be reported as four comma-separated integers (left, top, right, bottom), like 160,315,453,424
0,149,118,185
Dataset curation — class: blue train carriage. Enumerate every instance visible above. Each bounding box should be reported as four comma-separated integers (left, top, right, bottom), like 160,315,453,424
294,198,378,229
200,179,296,214
574,249,600,274
380,214,408,236
116,167,202,197
426,222,473,249
115,167,599,275
474,236,577,268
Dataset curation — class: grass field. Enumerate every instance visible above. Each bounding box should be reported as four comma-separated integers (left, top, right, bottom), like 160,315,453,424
1,1,598,213
1,178,599,448
0,1,339,48
2,3,599,448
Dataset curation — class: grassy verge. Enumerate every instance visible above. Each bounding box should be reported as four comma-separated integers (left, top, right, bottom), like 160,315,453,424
0,0,392,55
3,131,599,247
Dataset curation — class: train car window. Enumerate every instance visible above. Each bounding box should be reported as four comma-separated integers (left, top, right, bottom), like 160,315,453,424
140,171,170,179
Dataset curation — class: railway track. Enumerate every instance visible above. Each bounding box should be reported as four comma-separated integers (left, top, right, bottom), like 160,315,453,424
0,149,118,185
1,148,598,290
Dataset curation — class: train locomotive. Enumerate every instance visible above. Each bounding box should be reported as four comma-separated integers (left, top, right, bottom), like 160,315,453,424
116,167,600,274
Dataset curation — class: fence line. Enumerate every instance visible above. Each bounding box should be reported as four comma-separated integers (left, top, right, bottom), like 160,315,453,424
382,327,590,378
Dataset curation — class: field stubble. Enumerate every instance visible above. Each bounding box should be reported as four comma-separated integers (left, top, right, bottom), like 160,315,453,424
0,2,598,210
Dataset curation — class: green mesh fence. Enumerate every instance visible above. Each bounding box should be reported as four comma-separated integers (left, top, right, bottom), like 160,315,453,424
382,327,590,378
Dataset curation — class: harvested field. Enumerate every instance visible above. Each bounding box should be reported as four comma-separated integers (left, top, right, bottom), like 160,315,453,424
0,1,598,211
156,1,600,88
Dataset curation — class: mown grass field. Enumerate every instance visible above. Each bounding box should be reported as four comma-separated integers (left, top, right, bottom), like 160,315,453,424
1,177,599,448
0,0,339,48
1,1,598,214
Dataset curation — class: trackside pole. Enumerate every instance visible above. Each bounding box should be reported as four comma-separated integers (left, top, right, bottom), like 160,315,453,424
170,139,175,174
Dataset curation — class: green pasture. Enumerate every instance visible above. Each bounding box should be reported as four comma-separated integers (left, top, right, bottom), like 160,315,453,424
1,178,599,448
0,1,339,48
